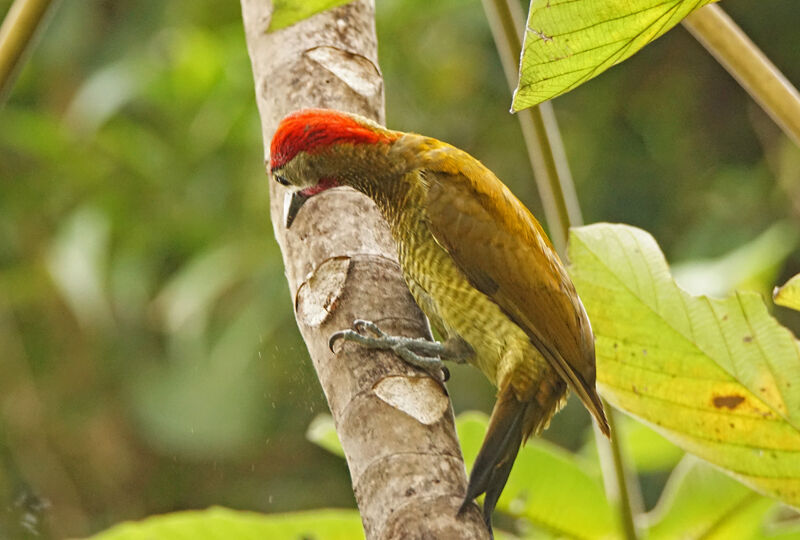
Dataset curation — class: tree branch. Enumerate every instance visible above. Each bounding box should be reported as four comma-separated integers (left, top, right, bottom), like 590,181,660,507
239,1,489,537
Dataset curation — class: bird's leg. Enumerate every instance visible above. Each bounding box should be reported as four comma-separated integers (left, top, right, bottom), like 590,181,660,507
329,319,469,381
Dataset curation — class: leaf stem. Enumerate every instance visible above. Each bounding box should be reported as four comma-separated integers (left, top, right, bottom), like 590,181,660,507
516,102,581,255
481,0,580,255
0,0,56,107
481,0,641,537
594,409,642,540
683,4,800,148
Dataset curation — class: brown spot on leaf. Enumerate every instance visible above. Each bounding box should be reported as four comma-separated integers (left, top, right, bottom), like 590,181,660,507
743,335,753,343
713,395,745,409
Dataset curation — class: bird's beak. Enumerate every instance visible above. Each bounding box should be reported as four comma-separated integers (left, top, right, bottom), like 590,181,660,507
284,190,310,229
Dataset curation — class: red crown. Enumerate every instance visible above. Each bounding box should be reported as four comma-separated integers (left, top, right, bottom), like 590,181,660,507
270,109,395,170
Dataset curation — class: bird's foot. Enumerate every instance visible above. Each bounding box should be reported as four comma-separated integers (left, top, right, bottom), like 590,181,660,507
329,319,450,381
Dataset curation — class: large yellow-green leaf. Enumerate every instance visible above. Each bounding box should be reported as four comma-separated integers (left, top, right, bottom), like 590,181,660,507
568,223,800,509
87,507,364,540
775,274,800,312
512,0,718,111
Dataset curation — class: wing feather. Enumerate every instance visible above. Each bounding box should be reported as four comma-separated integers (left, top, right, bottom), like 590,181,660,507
422,162,609,435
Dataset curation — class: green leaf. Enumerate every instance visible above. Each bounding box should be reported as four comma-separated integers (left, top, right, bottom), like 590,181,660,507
307,414,345,458
618,415,684,473
269,0,355,32
457,412,617,539
645,457,775,539
672,222,799,298
513,0,718,111
775,274,800,312
568,223,800,509
87,507,364,540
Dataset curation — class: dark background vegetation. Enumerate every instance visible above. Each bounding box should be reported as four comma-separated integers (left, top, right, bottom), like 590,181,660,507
1,0,798,537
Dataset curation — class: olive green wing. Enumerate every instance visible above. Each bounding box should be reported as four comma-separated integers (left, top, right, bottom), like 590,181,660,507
422,164,609,435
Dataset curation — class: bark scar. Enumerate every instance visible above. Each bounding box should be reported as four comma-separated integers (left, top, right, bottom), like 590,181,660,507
304,46,382,97
295,256,353,327
374,376,449,425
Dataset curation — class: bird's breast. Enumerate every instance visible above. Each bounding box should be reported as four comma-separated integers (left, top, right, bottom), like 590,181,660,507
392,218,545,393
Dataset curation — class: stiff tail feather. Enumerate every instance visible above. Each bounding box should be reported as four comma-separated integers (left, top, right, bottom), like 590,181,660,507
458,388,523,520
459,383,566,533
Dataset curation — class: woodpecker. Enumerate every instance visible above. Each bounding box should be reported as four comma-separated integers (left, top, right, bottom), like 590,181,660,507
270,108,609,531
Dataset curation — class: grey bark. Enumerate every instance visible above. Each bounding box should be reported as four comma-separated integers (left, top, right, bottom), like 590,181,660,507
239,1,490,538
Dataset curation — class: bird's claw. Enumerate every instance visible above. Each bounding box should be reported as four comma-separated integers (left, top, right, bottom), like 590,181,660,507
328,330,347,353
328,319,386,353
352,319,386,338
328,319,450,383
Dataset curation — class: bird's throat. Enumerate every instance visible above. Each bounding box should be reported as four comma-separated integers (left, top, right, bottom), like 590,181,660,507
300,176,339,197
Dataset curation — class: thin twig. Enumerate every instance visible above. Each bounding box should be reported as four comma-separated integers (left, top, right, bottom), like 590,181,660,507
481,0,641,537
683,4,800,148
0,0,56,106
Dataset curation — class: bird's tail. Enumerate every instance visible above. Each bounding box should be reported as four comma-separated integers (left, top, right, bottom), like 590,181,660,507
459,381,566,530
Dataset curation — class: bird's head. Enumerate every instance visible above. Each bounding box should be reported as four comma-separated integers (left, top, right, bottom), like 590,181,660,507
269,108,398,228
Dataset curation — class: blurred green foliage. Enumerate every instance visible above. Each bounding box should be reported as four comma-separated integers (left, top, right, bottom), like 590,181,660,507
0,0,799,538
309,412,800,538
88,507,365,540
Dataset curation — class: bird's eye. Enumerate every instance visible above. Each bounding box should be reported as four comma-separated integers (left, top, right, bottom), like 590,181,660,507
274,174,290,186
